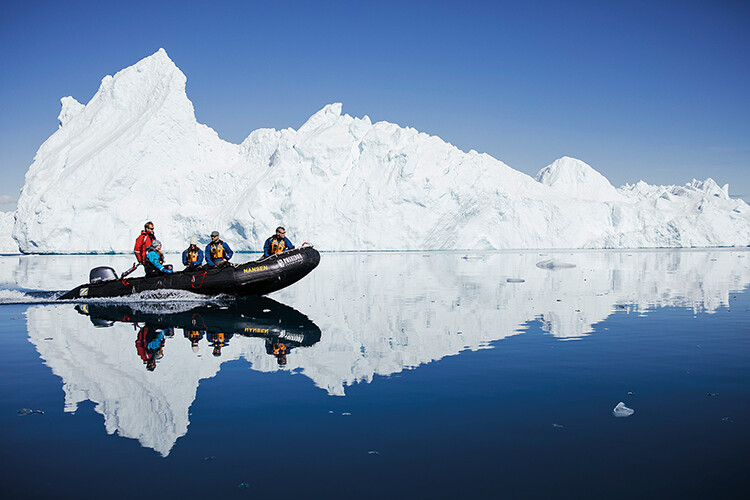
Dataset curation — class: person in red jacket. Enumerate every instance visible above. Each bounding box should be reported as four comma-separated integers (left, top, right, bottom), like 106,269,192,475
134,222,155,265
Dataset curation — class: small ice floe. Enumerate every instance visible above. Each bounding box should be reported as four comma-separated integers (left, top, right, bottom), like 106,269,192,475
368,450,381,455
536,259,576,270
627,391,634,396
237,482,250,489
506,278,525,283
203,456,216,461
342,412,351,416
707,393,719,397
612,402,634,417
552,423,564,428
18,408,44,415
263,309,271,313
721,416,733,423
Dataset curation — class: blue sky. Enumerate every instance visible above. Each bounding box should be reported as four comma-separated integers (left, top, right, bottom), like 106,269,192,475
1,0,749,210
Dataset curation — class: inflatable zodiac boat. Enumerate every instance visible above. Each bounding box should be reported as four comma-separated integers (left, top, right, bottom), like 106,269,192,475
58,246,320,300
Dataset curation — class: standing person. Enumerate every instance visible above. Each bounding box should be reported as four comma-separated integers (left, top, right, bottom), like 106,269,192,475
205,231,233,267
182,237,204,269
263,226,295,257
134,222,156,267
144,240,173,276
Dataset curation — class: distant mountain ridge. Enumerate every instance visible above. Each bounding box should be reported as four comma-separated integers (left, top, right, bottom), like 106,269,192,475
6,48,749,254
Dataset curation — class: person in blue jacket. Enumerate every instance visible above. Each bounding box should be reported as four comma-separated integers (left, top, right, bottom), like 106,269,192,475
144,240,173,276
205,231,233,267
263,227,295,257
182,237,204,269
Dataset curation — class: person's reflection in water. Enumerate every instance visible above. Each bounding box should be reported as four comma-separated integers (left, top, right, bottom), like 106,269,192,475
266,338,293,366
183,329,205,353
207,332,233,357
135,324,166,371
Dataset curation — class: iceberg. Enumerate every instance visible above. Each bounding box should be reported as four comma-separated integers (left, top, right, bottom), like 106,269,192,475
10,49,750,253
613,402,635,417
0,212,17,254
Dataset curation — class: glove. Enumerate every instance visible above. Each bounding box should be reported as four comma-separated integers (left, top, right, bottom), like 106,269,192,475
164,268,173,274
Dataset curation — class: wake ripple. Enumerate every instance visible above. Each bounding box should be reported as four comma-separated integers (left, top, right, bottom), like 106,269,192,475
0,288,235,306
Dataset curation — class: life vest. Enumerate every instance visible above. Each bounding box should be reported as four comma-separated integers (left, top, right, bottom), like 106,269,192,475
270,237,287,255
209,241,225,260
186,246,200,264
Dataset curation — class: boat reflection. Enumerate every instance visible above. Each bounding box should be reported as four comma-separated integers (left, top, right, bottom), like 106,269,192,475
74,297,322,370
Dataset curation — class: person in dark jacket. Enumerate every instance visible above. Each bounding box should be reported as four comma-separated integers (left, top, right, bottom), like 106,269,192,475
205,231,233,267
182,237,204,269
144,240,173,276
263,227,295,257
134,222,155,268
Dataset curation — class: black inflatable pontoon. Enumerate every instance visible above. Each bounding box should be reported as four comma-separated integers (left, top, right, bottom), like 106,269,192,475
58,246,320,300
74,296,321,347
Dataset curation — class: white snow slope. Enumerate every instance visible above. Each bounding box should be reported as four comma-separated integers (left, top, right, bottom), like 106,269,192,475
11,49,750,253
0,212,17,253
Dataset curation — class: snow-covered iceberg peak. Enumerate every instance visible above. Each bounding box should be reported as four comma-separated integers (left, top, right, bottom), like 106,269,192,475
298,102,344,134
536,156,624,202
57,96,84,127
83,48,192,125
689,178,730,200
13,48,239,253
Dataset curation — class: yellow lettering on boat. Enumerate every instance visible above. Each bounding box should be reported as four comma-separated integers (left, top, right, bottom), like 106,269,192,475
243,265,268,274
80,287,89,297
244,328,269,334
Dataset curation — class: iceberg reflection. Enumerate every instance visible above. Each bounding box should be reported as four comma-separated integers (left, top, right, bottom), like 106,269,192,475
27,297,320,456
15,249,750,456
75,298,321,367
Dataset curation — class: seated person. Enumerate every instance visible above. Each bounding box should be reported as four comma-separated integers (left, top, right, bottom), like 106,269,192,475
144,240,173,276
182,237,204,269
263,226,295,257
205,231,233,267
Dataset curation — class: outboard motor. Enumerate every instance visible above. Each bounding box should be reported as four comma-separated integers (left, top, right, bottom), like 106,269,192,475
89,266,118,284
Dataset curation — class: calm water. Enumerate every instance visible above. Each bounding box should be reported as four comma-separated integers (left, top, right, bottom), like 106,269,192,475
0,250,748,499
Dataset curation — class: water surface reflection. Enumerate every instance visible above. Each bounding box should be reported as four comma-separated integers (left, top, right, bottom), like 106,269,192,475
10,249,750,457
28,298,320,456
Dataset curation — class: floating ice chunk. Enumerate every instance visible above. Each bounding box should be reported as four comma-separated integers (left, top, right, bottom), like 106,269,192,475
17,408,44,415
536,259,576,270
612,402,634,417
506,278,525,283
368,450,381,455
552,423,564,428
